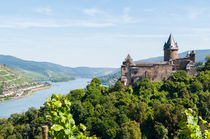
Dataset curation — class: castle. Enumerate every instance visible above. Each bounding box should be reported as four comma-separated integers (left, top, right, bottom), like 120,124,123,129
121,34,197,86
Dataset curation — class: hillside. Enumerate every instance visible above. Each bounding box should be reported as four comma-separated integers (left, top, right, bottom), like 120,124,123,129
0,55,118,82
137,49,210,63
100,49,210,85
0,65,49,101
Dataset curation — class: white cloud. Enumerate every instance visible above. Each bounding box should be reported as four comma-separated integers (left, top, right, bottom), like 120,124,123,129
112,34,166,38
121,7,141,24
185,8,205,20
108,33,203,39
83,8,103,16
35,7,53,15
82,7,141,24
0,20,115,29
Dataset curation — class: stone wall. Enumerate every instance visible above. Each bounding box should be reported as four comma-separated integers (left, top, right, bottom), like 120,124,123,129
121,63,173,86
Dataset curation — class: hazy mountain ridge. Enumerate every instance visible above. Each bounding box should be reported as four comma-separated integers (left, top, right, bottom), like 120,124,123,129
136,49,210,63
0,55,118,81
100,49,210,85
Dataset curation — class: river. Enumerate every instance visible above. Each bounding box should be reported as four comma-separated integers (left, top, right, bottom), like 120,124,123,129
0,78,91,118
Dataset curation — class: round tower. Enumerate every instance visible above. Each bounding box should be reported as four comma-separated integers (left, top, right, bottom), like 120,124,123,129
163,34,178,61
190,50,196,63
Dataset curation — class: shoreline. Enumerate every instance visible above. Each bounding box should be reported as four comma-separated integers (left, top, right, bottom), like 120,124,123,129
0,85,52,102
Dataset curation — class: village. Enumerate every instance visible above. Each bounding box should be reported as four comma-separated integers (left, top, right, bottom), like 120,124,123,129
0,81,46,97
0,65,50,101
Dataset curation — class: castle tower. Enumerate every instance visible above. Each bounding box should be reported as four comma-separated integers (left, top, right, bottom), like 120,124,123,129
190,50,196,63
124,54,134,65
121,54,134,86
163,34,179,61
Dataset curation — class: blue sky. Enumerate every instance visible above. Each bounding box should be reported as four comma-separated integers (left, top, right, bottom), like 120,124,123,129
0,0,210,67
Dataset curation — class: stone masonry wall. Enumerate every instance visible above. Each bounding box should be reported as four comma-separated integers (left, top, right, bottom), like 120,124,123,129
122,63,173,85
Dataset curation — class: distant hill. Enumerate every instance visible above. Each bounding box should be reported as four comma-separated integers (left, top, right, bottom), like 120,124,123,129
137,49,210,63
100,49,210,86
0,64,31,85
0,55,118,82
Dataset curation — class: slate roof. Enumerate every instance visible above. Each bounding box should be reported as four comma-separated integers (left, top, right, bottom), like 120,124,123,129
164,34,178,50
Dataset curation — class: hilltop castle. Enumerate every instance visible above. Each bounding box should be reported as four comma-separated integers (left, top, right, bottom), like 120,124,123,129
121,34,197,86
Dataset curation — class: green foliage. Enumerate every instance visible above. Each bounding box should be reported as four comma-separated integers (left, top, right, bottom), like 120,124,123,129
66,89,85,101
117,121,141,139
46,94,89,139
0,59,210,138
0,87,3,95
169,70,190,83
113,81,125,92
67,71,210,138
177,108,208,139
204,55,210,70
197,70,210,91
154,122,168,139
197,55,210,72
0,107,49,139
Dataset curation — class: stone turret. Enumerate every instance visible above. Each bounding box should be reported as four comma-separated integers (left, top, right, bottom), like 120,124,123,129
121,54,134,86
164,34,179,61
123,54,134,65
190,50,196,63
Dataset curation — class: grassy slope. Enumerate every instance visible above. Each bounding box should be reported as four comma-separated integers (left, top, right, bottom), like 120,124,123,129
0,65,31,86
15,68,74,82
0,55,117,81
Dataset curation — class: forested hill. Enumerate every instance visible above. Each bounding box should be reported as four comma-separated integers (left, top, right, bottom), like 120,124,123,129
0,55,118,82
0,58,209,138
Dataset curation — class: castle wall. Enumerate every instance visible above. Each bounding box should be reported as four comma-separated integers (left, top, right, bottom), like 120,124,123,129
173,57,191,70
121,63,173,85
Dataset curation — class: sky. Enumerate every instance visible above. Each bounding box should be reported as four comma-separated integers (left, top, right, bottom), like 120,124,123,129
0,0,210,68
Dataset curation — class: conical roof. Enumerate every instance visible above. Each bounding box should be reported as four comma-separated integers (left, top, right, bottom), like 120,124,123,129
125,54,132,60
164,34,178,50
125,54,134,64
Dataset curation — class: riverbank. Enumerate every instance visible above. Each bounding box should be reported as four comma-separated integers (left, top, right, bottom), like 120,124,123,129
0,84,52,102
0,78,91,118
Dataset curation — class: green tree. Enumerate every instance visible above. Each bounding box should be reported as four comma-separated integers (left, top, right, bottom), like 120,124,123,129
0,87,3,95
177,108,209,139
190,80,203,93
117,121,141,139
113,81,125,92
154,122,168,139
169,70,190,83
45,94,91,139
66,89,85,101
204,55,210,70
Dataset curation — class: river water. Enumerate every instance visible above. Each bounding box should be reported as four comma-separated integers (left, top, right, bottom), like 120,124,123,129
0,78,91,118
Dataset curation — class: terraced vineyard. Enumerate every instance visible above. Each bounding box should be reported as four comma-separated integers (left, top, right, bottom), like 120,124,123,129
0,65,50,101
